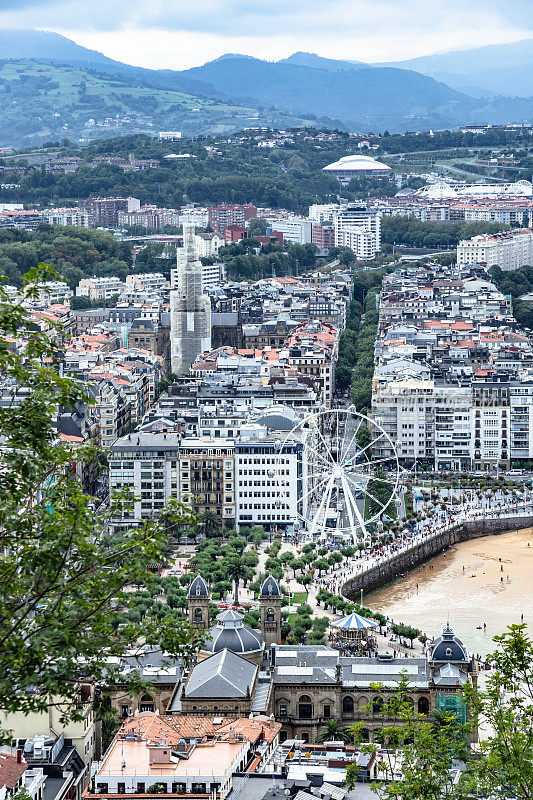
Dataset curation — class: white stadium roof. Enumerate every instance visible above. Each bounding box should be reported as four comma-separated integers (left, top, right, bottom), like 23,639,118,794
415,179,532,199
322,154,392,172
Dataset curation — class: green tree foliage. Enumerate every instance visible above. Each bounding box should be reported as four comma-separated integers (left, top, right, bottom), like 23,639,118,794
365,470,395,521
0,226,133,288
350,288,380,412
489,264,533,330
0,267,199,742
381,216,509,250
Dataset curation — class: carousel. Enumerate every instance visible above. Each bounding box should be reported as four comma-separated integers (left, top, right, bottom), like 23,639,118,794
331,611,379,653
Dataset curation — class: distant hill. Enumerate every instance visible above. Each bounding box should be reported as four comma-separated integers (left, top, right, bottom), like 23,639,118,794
279,52,370,71
0,60,322,148
380,40,533,97
182,55,468,131
0,31,532,144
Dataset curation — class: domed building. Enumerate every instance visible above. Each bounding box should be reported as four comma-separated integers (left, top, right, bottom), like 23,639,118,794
322,154,391,185
429,624,469,667
201,609,264,665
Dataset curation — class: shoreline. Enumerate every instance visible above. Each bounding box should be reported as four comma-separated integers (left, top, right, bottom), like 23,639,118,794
365,527,533,656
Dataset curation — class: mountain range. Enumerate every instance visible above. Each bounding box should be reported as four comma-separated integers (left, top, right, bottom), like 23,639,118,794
0,30,532,147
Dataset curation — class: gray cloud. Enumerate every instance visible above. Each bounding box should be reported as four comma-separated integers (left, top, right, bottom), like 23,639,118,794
0,0,530,36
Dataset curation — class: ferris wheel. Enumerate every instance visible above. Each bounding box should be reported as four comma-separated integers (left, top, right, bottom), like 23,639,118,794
277,407,400,542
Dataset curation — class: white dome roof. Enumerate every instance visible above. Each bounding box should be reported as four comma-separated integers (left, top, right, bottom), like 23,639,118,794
323,154,391,172
415,182,457,199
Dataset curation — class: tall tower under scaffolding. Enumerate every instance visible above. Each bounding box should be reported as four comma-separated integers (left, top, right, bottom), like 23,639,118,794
170,223,211,375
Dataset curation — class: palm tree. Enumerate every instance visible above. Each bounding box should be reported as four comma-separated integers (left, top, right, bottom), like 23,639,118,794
197,510,221,540
317,719,349,744
225,558,249,605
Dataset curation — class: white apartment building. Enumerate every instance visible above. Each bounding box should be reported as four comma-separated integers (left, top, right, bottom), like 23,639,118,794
460,205,533,227
178,208,209,227
308,203,339,224
42,208,90,227
333,206,381,259
125,273,169,293
457,229,533,270
159,130,182,139
76,276,126,301
510,381,533,461
171,259,225,291
235,426,305,531
109,432,181,521
36,281,73,303
195,231,224,258
266,215,312,244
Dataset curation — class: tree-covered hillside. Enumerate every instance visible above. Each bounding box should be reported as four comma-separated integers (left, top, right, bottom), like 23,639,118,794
0,60,324,148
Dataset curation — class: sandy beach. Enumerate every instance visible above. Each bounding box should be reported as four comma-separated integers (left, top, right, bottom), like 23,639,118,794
368,527,533,656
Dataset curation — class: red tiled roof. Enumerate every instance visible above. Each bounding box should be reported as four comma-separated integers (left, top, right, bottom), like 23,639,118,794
0,754,26,789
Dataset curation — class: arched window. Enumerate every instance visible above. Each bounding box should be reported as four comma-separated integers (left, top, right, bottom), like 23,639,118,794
266,608,275,622
298,695,313,719
418,697,430,715
140,693,155,712
194,608,203,623
372,696,384,714
342,695,354,715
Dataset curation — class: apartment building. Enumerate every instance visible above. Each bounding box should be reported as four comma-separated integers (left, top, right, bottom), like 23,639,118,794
76,277,126,301
0,210,41,230
333,205,381,259
372,265,533,471
36,281,73,303
235,427,304,531
179,437,235,523
457,228,533,270
125,273,169,293
89,380,131,447
42,208,91,227
194,231,224,258
79,197,140,227
109,433,180,521
208,203,257,235
265,215,312,244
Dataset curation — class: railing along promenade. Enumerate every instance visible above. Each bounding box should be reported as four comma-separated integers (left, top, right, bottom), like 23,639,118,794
341,500,533,602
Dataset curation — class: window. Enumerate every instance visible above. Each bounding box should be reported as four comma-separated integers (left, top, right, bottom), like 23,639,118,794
298,695,313,719
373,696,384,714
117,784,125,795
140,693,155,712
279,704,288,718
418,697,430,715
323,705,331,719
121,705,129,718
342,695,354,715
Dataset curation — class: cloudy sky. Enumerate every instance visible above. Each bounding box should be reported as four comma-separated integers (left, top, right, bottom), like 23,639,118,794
0,0,532,69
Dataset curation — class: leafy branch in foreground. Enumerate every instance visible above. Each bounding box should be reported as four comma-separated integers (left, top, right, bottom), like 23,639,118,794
0,265,200,741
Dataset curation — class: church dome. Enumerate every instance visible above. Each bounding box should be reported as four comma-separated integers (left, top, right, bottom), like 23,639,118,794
204,609,264,655
260,574,281,598
430,624,468,663
188,574,209,598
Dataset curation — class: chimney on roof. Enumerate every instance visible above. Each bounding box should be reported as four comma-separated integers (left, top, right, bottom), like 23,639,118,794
16,749,22,764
